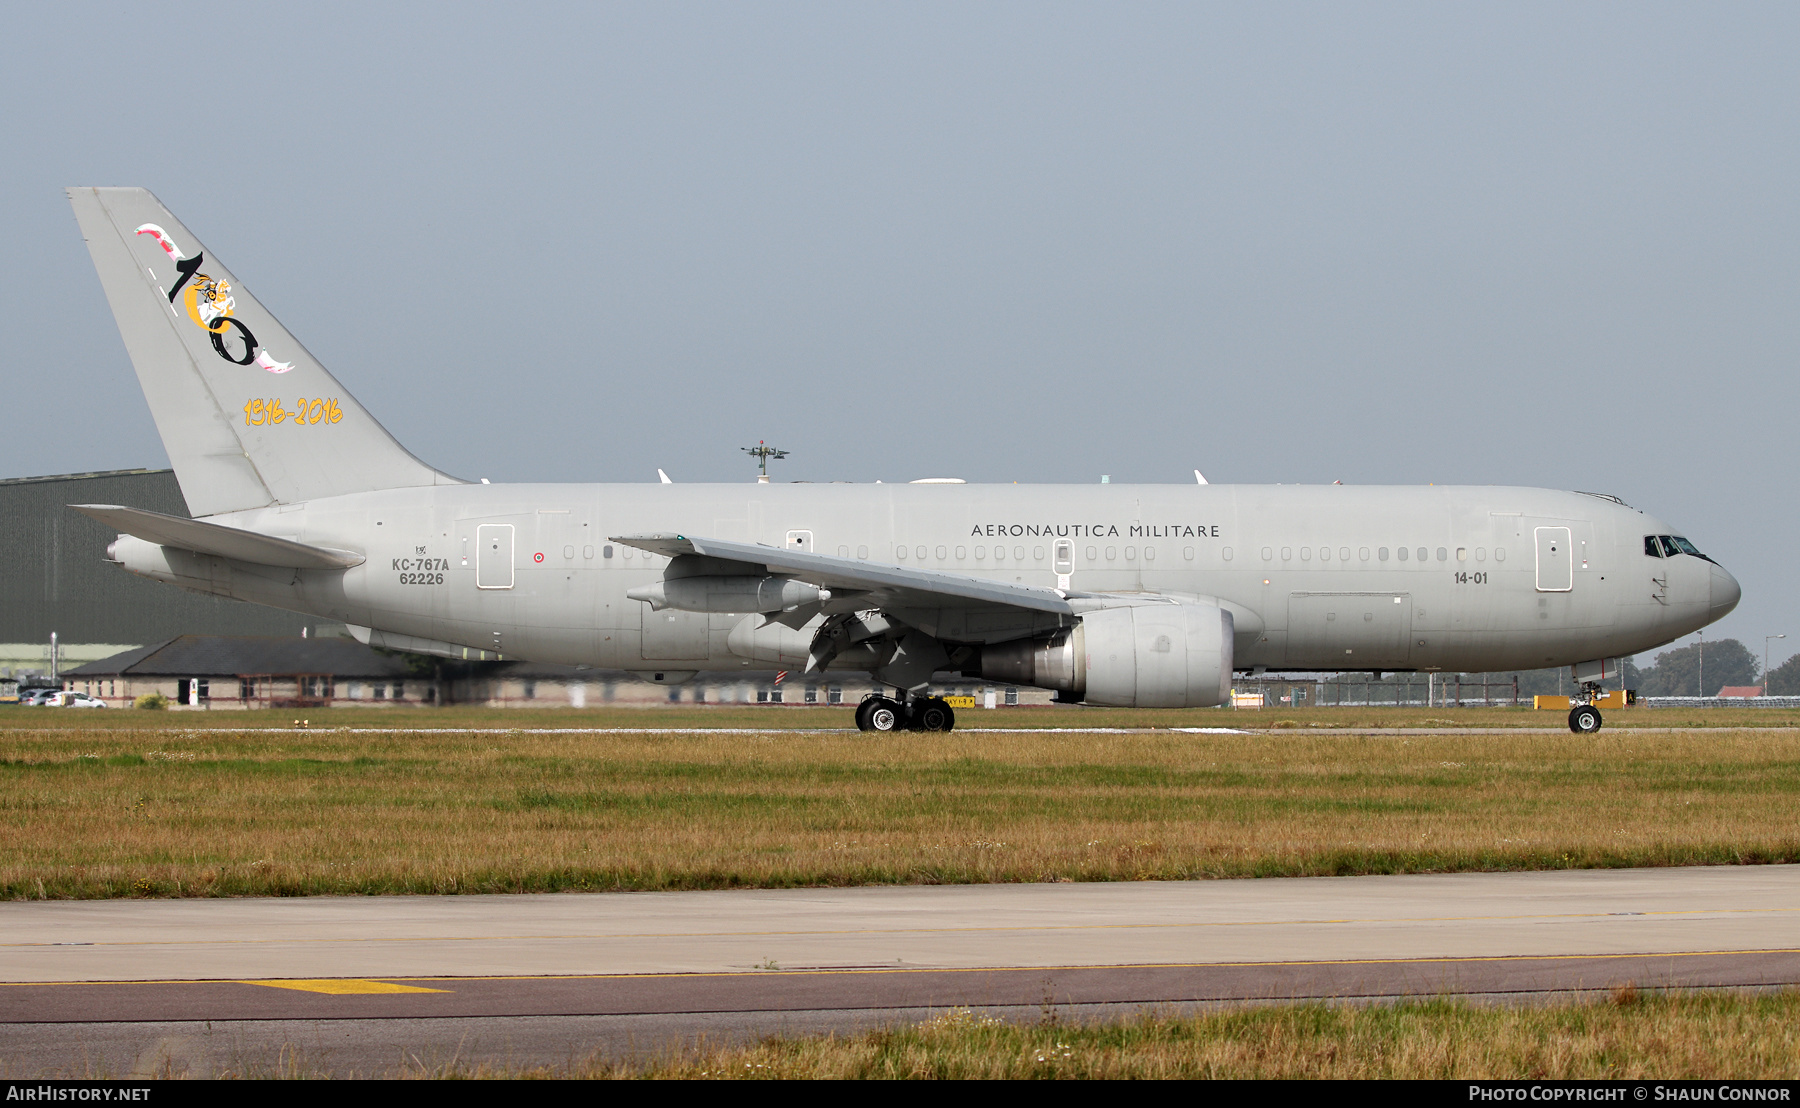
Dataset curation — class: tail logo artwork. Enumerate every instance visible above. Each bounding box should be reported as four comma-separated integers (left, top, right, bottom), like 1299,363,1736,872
136,224,294,374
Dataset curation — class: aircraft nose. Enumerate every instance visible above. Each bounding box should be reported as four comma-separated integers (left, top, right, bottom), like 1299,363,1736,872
1709,563,1742,621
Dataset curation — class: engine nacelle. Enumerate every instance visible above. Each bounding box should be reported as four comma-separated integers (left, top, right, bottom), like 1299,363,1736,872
976,603,1234,708
1080,603,1234,707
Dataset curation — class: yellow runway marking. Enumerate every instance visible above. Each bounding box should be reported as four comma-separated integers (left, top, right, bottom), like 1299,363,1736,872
245,979,447,995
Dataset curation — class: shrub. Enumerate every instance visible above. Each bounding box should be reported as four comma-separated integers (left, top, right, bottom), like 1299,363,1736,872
133,692,168,710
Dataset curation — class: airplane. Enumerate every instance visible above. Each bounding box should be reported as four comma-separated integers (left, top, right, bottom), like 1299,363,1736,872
62,187,1740,734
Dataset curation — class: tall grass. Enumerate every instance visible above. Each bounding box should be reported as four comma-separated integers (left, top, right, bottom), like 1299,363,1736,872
2,723,1797,899
603,991,1800,1079
166,992,1800,1078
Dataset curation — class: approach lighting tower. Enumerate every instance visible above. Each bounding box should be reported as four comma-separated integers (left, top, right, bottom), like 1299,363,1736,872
742,440,789,484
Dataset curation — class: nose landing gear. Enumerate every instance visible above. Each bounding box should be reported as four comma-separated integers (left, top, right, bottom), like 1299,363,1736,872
1568,682,1606,733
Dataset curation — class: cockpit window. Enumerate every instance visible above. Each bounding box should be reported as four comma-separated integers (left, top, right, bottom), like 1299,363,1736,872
1650,534,1716,563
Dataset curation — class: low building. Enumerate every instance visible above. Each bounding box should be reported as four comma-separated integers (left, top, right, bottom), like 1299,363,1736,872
67,636,415,708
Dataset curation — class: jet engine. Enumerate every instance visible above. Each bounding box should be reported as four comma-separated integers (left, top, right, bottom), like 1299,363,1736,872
975,603,1234,708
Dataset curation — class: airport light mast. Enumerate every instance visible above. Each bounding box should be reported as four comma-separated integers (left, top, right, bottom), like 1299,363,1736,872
742,441,789,484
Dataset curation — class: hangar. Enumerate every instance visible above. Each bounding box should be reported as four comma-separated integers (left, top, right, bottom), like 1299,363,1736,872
0,469,319,680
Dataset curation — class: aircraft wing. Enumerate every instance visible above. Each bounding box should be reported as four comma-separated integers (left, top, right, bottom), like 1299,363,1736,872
609,532,1074,616
71,504,366,570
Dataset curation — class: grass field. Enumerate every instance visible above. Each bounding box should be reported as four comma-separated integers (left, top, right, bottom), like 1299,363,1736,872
3,712,1798,899
630,991,1800,1079
194,991,1798,1078
569,992,1800,1079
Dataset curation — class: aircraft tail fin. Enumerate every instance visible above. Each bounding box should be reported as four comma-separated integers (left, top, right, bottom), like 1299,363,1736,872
66,187,458,517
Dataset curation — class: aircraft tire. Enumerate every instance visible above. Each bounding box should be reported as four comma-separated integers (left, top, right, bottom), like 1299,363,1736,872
854,698,876,732
1568,705,1603,734
865,698,904,733
912,698,955,732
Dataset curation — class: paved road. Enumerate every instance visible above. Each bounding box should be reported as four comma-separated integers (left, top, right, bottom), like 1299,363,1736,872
4,865,1798,1076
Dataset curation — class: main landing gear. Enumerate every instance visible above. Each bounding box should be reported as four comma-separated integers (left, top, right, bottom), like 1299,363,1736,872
855,692,956,733
1568,682,1605,734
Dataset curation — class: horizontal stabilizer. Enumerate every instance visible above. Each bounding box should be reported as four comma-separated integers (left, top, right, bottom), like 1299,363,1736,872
71,504,365,570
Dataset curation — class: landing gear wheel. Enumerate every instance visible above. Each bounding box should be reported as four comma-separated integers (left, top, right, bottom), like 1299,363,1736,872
912,697,956,732
864,697,904,733
1569,704,1603,734
854,698,877,732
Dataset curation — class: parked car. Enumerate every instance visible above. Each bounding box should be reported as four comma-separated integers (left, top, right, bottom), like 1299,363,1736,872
20,689,59,706
44,691,107,708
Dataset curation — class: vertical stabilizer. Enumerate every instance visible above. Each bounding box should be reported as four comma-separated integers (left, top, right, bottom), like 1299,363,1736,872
67,187,457,517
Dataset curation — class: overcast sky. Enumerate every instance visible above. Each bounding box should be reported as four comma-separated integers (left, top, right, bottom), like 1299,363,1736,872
4,3,1795,665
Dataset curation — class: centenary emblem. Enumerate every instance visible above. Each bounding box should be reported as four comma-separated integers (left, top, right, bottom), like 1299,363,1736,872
135,224,294,374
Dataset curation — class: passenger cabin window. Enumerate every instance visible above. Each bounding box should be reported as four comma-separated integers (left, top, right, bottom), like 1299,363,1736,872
1397,547,1408,561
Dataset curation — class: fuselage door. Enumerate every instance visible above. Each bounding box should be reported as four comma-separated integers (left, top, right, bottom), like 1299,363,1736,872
1053,539,1074,590
1535,526,1572,592
477,523,515,589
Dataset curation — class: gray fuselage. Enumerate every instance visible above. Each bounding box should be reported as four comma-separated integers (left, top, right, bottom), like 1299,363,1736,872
115,482,1738,679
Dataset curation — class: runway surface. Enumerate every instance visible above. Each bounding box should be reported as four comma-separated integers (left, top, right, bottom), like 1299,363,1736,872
5,865,1798,1076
